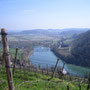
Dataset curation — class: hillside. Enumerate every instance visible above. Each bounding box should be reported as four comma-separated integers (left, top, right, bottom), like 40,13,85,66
51,30,90,68
71,30,90,67
60,29,87,37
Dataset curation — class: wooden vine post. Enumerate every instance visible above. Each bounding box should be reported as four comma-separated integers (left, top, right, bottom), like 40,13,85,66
1,28,14,90
67,84,69,90
51,59,59,78
13,48,18,75
79,84,81,90
87,84,90,90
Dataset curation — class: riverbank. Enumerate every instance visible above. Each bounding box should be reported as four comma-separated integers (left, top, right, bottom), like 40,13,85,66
51,47,90,68
51,48,90,77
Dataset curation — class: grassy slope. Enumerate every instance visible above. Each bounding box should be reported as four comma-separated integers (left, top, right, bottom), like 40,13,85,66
0,67,88,90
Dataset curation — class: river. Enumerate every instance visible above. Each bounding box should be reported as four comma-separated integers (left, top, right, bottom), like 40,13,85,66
30,46,90,77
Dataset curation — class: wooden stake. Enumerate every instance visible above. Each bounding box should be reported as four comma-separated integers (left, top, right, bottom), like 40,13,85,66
51,59,59,78
1,28,14,90
61,63,65,73
13,48,18,75
87,84,90,90
67,84,69,90
79,84,81,90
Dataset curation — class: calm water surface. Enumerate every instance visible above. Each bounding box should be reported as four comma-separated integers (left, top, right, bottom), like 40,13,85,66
30,46,90,77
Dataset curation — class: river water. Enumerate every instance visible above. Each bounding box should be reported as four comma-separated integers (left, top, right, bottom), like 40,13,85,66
30,46,90,77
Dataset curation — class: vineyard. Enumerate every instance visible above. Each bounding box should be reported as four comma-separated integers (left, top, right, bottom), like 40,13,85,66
0,28,90,90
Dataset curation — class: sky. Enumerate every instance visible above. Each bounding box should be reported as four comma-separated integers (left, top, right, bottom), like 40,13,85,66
0,0,90,31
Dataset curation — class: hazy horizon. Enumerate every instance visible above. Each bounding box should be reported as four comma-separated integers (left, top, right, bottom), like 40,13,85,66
6,28,89,33
0,0,90,31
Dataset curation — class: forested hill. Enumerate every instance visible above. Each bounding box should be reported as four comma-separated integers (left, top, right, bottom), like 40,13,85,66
71,30,90,67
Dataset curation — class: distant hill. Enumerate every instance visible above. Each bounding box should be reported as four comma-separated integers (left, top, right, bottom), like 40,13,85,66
70,30,90,67
21,29,61,36
60,29,88,37
20,28,89,37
